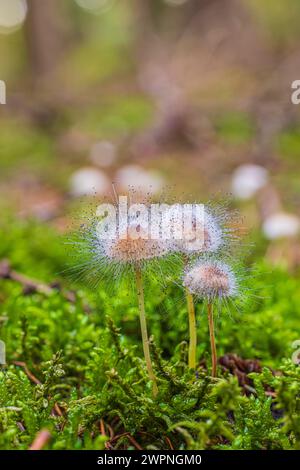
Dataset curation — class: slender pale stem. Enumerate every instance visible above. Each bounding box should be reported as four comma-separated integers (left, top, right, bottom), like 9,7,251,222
183,254,197,370
135,265,158,397
207,303,217,377
185,287,197,369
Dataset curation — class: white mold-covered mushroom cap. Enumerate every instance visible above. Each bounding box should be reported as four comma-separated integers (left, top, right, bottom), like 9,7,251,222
183,260,238,300
163,204,223,254
96,215,171,264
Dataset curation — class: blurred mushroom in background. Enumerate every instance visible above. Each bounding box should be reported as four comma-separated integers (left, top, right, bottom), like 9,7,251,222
257,188,300,270
0,0,27,35
263,212,300,270
263,213,300,241
89,141,117,168
115,164,164,196
70,167,110,197
231,164,269,200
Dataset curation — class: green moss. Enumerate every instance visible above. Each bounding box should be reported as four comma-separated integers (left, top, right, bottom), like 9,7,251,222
60,1,133,89
215,112,254,145
276,128,300,160
247,0,300,47
0,219,300,450
0,119,54,179
72,95,154,138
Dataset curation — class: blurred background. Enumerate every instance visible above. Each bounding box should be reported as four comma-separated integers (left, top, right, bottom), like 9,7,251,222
0,0,300,268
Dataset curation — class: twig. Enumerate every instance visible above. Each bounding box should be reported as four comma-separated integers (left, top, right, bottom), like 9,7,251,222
126,434,143,450
17,422,26,432
29,429,51,450
13,361,41,385
107,432,143,450
53,402,63,417
0,259,88,309
165,435,174,450
109,432,130,444
0,259,52,295
13,361,64,417
106,423,114,439
100,419,106,436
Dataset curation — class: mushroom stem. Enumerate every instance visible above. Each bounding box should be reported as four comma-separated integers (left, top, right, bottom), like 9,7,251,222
183,255,197,370
185,287,197,370
207,303,217,377
135,265,158,397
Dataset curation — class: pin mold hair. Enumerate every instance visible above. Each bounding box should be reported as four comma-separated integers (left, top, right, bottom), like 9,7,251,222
183,260,238,300
67,205,178,290
162,204,222,255
97,218,171,263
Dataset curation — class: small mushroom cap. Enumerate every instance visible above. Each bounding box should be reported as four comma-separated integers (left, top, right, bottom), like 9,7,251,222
183,261,237,299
